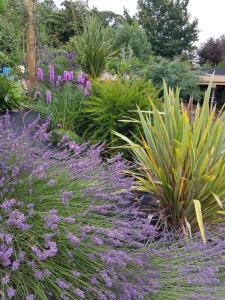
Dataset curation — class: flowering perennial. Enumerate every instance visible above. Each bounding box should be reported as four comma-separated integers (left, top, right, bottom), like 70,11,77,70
0,113,159,299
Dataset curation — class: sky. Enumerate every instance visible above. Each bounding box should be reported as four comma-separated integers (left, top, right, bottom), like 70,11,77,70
54,0,225,44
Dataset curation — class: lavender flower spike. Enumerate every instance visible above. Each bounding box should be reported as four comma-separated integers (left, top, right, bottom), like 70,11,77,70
46,90,52,104
37,67,43,81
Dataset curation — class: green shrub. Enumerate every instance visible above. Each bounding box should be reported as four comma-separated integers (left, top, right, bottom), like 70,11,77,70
83,77,159,144
107,47,143,77
144,58,201,100
113,21,152,62
0,76,24,110
114,83,225,242
67,16,116,78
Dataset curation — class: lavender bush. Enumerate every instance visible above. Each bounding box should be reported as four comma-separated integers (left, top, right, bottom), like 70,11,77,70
148,230,225,300
0,113,160,299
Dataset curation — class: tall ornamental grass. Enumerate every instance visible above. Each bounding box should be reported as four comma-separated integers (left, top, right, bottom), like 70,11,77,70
148,229,225,300
114,83,225,241
0,113,160,299
67,16,116,78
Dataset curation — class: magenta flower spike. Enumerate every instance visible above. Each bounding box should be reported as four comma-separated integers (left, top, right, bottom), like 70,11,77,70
49,65,55,83
46,90,52,104
37,67,43,81
63,71,68,81
69,71,74,81
56,80,60,87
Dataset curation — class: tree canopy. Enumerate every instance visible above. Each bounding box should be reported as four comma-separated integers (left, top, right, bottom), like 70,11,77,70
198,36,225,66
137,0,199,58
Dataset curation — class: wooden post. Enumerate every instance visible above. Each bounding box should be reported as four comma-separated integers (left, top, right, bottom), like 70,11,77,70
210,87,216,112
24,0,36,89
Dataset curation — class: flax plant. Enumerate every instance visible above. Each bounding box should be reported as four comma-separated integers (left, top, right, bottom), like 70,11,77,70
114,82,225,242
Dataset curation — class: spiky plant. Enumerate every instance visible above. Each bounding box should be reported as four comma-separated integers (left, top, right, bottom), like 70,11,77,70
114,83,225,242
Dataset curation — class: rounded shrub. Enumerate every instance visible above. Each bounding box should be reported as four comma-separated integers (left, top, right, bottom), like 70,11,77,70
0,113,158,299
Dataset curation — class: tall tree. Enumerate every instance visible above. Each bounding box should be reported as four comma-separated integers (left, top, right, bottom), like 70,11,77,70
198,36,225,66
137,0,199,58
0,0,24,66
91,8,124,27
43,0,89,46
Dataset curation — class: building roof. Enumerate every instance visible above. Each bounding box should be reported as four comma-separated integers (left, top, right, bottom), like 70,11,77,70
199,68,225,86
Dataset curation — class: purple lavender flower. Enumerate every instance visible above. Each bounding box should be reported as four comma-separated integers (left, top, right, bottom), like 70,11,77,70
26,295,35,300
62,135,69,143
86,80,91,90
12,259,21,271
0,199,16,211
73,289,85,299
43,209,60,230
84,89,90,97
37,67,43,81
77,72,83,84
2,274,10,284
46,90,52,104
34,91,41,99
7,287,16,298
49,65,55,82
67,232,80,248
67,52,76,61
57,75,62,82
4,233,13,244
47,179,57,187
60,191,73,206
7,210,30,230
56,279,69,289
83,73,88,87
56,80,60,87
71,271,80,278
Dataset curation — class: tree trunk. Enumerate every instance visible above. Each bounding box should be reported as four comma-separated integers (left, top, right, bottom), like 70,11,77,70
24,0,36,89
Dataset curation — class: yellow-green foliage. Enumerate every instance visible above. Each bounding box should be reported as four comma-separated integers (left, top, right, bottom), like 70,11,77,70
114,83,225,241
84,77,159,144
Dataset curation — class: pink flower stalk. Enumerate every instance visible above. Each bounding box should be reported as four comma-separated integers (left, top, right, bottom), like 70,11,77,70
57,75,62,82
63,71,69,81
56,80,60,87
49,65,55,82
69,71,74,81
46,90,52,104
37,67,43,81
